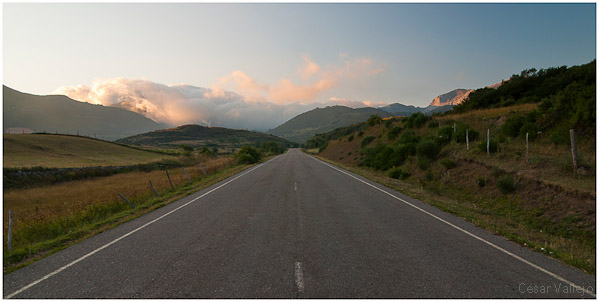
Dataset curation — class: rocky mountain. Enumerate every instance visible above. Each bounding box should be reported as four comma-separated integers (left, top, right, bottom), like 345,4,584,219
268,105,392,144
3,86,167,140
429,88,474,107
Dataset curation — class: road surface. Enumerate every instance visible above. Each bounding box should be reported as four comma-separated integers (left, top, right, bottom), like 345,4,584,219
3,149,596,298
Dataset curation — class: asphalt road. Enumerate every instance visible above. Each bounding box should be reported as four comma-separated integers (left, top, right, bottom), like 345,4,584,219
3,149,596,298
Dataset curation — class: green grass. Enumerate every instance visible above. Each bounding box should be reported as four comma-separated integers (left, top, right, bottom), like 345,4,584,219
4,134,177,168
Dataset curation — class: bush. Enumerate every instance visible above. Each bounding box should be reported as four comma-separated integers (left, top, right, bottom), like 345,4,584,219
497,174,516,194
347,134,354,142
478,140,498,153
384,119,393,128
519,122,538,140
398,130,420,144
416,140,441,160
440,159,457,169
367,115,382,126
476,177,487,187
437,126,454,145
425,169,434,181
428,120,439,128
358,131,364,137
235,146,261,164
260,141,284,155
455,122,479,143
388,126,402,140
361,136,376,148
502,115,525,137
418,156,431,170
388,167,410,180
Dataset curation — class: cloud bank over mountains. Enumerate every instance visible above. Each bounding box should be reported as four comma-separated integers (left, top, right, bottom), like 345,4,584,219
55,55,386,131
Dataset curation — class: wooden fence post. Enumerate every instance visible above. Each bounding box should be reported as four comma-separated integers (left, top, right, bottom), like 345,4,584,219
199,164,207,176
165,170,174,188
182,167,190,181
149,180,159,197
487,129,490,155
466,129,469,150
526,132,529,164
117,193,135,208
570,129,578,173
8,209,13,252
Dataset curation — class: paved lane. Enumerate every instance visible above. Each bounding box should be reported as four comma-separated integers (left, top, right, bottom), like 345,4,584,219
4,149,595,298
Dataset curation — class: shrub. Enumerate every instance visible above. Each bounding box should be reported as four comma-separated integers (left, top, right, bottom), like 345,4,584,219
425,169,434,181
358,131,364,137
478,140,498,153
476,177,487,187
361,136,376,148
384,119,393,128
417,156,431,170
497,174,516,194
502,115,525,137
398,130,420,144
367,115,383,126
388,126,402,140
347,134,354,142
455,122,479,143
413,113,428,128
440,159,457,169
437,126,454,145
519,122,538,140
235,146,261,164
416,140,441,160
428,120,439,128
388,167,410,180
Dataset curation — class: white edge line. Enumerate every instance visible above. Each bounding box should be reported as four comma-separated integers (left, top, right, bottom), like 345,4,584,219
307,154,596,298
294,262,304,293
5,157,277,299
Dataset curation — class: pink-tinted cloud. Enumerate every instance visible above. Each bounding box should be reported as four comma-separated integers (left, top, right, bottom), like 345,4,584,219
214,54,384,105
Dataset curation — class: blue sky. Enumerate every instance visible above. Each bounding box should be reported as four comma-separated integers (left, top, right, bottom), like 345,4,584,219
2,3,596,129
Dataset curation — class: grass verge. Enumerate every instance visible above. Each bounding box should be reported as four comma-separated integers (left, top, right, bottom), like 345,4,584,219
3,159,255,274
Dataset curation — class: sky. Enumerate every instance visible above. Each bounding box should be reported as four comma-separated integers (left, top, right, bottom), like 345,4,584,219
3,3,596,131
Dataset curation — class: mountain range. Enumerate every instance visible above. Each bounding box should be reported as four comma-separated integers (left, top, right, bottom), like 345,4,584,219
3,86,167,140
267,106,393,144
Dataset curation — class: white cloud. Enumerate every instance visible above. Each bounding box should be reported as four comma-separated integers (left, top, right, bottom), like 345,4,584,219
55,78,313,131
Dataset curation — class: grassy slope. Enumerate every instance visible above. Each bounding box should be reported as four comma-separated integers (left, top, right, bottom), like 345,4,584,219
116,124,294,151
4,134,175,168
316,104,595,274
268,105,393,144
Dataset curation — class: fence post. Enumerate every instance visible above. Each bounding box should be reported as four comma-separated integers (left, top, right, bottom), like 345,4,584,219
149,180,159,197
570,129,578,173
165,170,174,188
8,209,13,252
182,167,190,181
487,129,490,155
526,132,529,164
117,193,135,208
466,129,469,150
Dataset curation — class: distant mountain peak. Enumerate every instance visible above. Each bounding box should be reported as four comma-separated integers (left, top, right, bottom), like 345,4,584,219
429,88,473,107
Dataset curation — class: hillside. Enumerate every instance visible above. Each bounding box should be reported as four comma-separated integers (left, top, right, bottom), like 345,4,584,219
3,86,167,140
3,134,174,168
306,61,596,274
116,124,295,151
268,105,392,144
